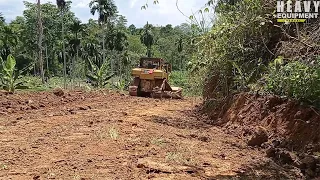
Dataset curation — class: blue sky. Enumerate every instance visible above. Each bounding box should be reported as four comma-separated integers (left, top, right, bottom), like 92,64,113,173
0,0,207,27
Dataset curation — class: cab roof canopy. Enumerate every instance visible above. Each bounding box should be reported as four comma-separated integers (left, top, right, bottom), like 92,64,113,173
139,57,168,66
140,57,165,61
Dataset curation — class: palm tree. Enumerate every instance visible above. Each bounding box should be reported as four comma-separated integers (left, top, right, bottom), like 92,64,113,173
128,24,136,35
84,43,100,67
0,26,18,61
37,0,45,84
108,29,128,78
140,22,154,57
89,0,117,64
56,0,67,89
70,20,83,86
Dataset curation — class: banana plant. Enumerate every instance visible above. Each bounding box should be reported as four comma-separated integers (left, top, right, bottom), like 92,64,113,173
86,58,114,88
0,54,30,93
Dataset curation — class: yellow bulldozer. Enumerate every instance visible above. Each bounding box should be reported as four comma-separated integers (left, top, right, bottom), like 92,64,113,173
128,57,182,99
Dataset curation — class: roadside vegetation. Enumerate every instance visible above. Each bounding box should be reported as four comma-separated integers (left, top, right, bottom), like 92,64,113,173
190,0,320,108
0,0,319,105
0,1,195,95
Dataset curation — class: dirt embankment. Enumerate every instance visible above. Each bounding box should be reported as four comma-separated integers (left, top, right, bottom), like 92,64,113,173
202,93,320,178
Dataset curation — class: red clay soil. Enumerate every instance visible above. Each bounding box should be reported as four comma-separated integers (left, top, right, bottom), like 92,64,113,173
202,93,320,179
209,93,320,152
0,90,303,179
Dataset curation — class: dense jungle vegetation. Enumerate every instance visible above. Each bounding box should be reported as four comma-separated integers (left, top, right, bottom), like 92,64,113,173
0,0,319,107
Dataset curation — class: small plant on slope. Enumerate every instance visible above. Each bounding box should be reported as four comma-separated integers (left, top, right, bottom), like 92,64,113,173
263,57,320,107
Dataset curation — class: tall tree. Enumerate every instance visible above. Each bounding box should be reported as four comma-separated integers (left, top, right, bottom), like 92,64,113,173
69,20,83,85
37,0,45,84
0,13,5,24
115,15,127,31
56,0,67,89
140,22,154,57
128,24,136,35
89,0,117,64
0,26,18,60
176,36,183,70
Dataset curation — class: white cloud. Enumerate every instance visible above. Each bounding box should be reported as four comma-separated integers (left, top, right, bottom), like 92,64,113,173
0,0,208,27
130,0,138,8
75,1,88,8
118,0,207,27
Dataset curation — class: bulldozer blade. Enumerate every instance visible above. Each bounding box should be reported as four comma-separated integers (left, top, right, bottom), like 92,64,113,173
151,88,183,99
129,86,138,96
163,91,183,99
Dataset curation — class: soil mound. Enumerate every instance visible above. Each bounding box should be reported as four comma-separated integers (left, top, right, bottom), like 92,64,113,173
53,88,64,96
0,90,110,115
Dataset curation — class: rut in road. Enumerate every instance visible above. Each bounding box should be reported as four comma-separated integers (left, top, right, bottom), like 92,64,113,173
0,91,276,179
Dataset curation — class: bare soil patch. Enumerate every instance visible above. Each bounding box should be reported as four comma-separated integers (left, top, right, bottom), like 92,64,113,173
0,91,303,179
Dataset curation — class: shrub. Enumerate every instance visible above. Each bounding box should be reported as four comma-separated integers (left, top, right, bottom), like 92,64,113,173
263,57,320,107
192,0,280,100
169,70,202,96
86,58,114,88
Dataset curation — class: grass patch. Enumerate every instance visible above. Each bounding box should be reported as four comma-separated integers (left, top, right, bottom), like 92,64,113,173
169,71,202,97
165,152,184,163
109,126,119,140
151,138,167,147
17,76,91,92
72,174,81,180
0,163,8,170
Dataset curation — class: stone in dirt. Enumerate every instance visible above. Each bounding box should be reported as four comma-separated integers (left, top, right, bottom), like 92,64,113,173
280,150,300,164
269,148,301,165
78,106,88,110
53,88,64,97
248,127,268,147
300,155,317,170
198,136,210,142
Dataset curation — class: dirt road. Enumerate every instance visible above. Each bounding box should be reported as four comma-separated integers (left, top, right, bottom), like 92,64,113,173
0,91,271,179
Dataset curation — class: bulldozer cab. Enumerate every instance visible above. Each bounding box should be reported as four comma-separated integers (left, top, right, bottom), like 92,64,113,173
139,57,172,73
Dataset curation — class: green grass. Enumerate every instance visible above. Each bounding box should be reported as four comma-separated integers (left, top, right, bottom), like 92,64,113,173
0,163,8,170
18,76,91,92
151,138,167,147
4,73,202,97
17,75,128,92
109,126,119,140
169,71,202,97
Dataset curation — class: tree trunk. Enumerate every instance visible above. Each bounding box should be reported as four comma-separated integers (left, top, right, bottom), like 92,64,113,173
73,33,78,88
102,29,105,64
62,10,67,89
71,56,74,89
46,45,49,75
102,18,107,64
33,51,36,76
37,0,45,84
75,44,79,87
180,54,183,71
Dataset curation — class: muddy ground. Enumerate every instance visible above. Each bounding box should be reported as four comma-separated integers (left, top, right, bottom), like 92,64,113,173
0,90,303,179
